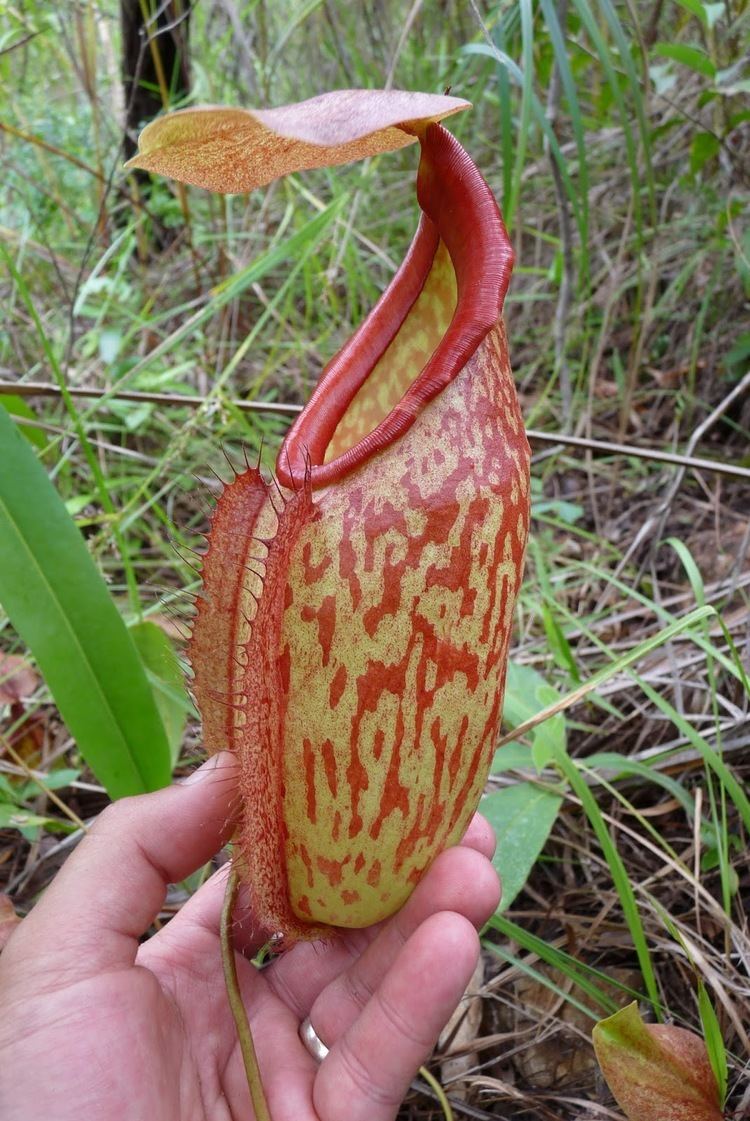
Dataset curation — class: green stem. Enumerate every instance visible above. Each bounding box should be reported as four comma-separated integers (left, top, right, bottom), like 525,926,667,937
418,1065,454,1121
220,865,272,1121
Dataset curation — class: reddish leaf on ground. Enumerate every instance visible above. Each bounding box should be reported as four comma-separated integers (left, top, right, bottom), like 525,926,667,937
1,653,45,765
125,88,470,192
0,654,39,706
593,1002,723,1121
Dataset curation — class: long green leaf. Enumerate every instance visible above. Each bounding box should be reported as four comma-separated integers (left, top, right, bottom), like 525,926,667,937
0,408,171,799
130,620,193,766
0,394,46,448
1,241,142,613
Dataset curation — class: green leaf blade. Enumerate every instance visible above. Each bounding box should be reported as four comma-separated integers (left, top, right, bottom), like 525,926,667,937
653,42,717,78
697,981,728,1106
130,620,193,766
0,395,46,449
481,782,563,910
0,409,172,799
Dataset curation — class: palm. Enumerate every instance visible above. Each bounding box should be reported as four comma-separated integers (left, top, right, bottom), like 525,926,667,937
136,893,334,1121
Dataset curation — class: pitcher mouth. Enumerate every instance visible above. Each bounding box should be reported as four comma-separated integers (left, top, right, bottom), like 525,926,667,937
275,123,514,491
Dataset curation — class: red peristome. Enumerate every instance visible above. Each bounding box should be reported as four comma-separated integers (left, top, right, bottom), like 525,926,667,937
276,124,514,490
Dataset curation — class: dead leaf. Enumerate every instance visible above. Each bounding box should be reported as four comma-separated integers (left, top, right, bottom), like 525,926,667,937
505,965,641,1090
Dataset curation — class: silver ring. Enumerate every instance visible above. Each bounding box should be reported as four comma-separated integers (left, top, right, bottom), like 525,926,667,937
299,1016,330,1062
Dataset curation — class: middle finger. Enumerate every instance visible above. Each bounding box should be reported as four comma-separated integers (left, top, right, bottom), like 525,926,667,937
266,840,499,1037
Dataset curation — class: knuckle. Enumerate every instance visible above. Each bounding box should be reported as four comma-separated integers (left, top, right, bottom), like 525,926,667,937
91,797,133,833
342,963,375,1012
376,988,432,1050
335,1033,400,1109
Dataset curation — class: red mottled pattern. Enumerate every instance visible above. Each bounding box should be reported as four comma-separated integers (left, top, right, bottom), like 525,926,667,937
190,322,528,944
279,319,529,929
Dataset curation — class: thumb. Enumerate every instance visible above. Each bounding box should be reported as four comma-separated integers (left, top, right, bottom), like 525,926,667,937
1,752,238,984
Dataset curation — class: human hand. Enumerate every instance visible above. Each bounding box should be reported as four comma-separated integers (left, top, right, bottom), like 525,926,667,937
0,752,500,1121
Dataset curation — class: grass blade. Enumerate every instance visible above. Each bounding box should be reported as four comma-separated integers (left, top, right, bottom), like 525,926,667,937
698,979,728,1106
463,42,582,234
538,0,590,280
488,913,630,1015
554,746,663,1015
497,604,717,747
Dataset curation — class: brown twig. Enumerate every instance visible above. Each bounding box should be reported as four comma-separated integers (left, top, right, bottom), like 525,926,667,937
2,381,749,482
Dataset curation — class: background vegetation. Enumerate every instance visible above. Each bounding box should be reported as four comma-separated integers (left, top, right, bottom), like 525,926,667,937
1,0,749,1116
